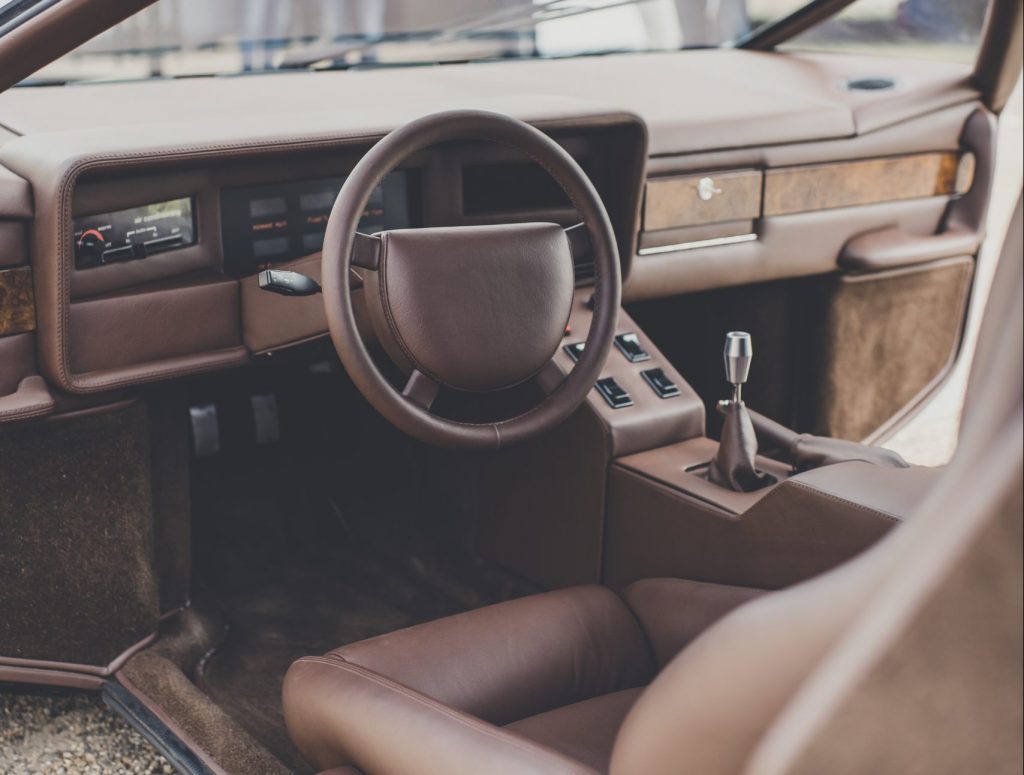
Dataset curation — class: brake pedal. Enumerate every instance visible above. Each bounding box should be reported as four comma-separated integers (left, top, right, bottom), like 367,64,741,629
189,403,220,457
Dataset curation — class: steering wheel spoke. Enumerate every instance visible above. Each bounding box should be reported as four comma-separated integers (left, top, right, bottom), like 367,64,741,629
564,222,592,266
533,356,568,396
402,369,440,411
351,232,382,270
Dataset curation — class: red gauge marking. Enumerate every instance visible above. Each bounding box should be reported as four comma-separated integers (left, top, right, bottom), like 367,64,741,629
78,228,105,246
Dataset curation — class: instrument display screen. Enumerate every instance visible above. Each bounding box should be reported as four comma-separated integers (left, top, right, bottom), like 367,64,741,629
73,197,196,269
220,170,411,277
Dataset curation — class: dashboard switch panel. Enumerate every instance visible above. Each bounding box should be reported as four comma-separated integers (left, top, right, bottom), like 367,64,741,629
614,332,650,363
641,367,681,399
595,377,633,409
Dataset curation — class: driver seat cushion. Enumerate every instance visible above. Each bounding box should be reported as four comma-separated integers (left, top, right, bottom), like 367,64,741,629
283,580,763,774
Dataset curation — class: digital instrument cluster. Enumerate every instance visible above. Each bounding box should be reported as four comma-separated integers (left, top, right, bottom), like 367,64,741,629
73,197,196,269
219,171,412,277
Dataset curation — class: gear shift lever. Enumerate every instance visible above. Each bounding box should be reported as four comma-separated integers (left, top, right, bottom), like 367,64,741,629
708,331,777,493
723,331,752,404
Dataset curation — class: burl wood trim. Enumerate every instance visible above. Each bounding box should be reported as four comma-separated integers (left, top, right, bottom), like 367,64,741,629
954,153,976,195
764,152,972,217
0,266,36,336
645,169,762,231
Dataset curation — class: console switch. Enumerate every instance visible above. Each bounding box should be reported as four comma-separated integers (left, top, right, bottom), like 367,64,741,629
641,367,680,399
595,377,633,409
563,342,586,362
614,332,650,363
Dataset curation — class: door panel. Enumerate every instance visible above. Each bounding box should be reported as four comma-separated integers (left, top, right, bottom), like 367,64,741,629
627,48,1001,441
806,256,974,440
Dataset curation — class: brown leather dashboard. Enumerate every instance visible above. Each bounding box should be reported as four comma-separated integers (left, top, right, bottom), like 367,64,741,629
0,49,991,410
0,104,645,396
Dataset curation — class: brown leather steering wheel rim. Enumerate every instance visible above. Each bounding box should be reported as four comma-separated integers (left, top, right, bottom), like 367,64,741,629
322,110,621,450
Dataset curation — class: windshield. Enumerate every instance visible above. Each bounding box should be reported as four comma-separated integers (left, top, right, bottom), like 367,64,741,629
15,0,989,86
21,0,815,85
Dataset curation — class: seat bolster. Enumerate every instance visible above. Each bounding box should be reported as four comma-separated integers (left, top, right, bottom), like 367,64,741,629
623,578,766,667
504,687,644,773
330,585,654,725
283,656,600,775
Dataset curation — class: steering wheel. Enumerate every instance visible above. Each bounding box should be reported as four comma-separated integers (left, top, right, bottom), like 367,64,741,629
321,110,621,450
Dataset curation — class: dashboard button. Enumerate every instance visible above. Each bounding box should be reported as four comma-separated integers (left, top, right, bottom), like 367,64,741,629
641,367,680,399
595,377,633,409
102,245,135,263
614,332,650,363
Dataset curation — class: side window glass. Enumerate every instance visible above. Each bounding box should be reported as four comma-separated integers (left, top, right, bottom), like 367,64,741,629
782,0,990,63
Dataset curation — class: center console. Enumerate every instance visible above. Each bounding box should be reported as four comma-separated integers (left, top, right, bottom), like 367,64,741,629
605,444,938,590
599,329,942,591
477,311,941,593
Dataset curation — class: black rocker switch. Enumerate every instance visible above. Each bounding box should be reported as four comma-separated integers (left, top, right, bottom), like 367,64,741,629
614,332,650,363
563,342,586,362
595,377,634,409
258,269,322,297
641,367,680,399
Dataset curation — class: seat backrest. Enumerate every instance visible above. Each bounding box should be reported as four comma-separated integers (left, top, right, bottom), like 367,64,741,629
610,194,1024,775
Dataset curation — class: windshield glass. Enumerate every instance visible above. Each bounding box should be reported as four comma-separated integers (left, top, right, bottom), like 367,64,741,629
23,0,814,85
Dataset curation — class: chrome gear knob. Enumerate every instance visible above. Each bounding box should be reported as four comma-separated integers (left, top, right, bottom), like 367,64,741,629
723,331,753,403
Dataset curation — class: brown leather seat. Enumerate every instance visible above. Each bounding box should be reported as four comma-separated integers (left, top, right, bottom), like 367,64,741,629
283,579,762,774
284,196,1023,775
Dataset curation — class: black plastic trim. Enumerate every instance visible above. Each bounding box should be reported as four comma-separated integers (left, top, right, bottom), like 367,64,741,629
0,0,60,37
737,0,859,50
102,681,215,775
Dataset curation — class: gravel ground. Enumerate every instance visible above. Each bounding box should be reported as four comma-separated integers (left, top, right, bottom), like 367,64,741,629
0,691,173,775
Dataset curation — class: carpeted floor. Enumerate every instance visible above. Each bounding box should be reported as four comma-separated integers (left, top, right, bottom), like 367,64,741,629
186,370,537,772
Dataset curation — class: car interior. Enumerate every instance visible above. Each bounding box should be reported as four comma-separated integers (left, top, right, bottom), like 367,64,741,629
0,0,1021,773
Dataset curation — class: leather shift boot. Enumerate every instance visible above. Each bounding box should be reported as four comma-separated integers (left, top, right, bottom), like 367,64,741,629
709,401,777,492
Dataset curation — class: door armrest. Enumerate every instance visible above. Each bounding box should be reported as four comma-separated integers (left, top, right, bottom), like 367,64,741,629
839,226,981,272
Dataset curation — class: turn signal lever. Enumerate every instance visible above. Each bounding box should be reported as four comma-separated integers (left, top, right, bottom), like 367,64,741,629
708,331,777,493
258,269,321,297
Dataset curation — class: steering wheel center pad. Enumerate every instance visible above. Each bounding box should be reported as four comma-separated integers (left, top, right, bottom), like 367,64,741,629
364,223,575,393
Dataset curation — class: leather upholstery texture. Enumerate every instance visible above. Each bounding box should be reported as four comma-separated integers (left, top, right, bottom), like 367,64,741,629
283,580,761,773
708,400,778,492
364,223,574,392
284,196,1022,775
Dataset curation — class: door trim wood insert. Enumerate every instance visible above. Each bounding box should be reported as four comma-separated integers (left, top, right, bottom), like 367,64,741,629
0,266,35,336
763,151,974,217
641,151,975,240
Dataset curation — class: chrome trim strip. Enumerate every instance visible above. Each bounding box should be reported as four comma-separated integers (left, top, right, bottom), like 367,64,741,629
637,233,758,256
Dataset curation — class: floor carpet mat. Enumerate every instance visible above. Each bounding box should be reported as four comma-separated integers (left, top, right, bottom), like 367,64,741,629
190,374,536,771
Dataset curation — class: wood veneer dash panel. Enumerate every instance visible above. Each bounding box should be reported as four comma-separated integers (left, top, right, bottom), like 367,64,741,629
0,266,35,336
645,169,762,231
764,152,970,217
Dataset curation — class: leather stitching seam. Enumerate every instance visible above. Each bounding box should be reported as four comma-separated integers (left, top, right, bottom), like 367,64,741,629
297,656,589,775
762,479,903,524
